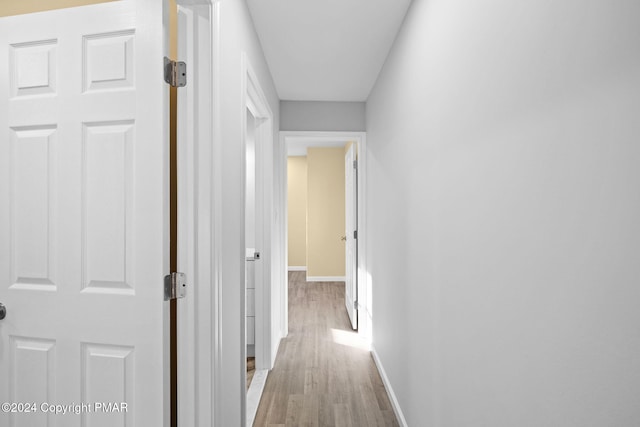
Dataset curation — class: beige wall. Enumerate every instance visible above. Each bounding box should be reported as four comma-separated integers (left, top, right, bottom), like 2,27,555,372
287,157,307,267
307,147,345,277
0,0,116,16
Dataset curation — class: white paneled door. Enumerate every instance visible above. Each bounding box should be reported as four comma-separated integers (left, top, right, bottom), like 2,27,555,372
345,144,358,330
0,1,170,426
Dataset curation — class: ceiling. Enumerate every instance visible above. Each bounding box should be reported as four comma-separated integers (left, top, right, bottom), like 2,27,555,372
246,0,412,102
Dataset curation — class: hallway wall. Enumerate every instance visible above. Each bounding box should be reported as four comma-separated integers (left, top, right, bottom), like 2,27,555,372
366,0,640,426
218,1,280,425
287,149,347,277
280,101,365,131
287,156,307,267
306,147,346,278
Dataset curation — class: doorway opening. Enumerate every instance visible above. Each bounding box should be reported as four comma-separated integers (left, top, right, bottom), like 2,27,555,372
241,53,275,427
245,107,260,374
280,132,370,342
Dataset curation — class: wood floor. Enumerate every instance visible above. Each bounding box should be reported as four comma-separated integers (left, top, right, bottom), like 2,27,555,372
253,271,399,427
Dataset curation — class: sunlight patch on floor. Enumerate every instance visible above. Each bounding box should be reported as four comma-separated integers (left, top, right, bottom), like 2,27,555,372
331,328,371,351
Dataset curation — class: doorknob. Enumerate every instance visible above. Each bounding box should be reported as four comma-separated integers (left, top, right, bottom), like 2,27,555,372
341,236,347,241
0,303,6,320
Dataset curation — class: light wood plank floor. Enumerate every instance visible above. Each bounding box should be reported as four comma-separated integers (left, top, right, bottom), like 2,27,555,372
253,271,399,427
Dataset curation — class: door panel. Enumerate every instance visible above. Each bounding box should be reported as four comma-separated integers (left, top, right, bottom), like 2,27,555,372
0,1,170,426
11,337,56,426
345,144,358,329
10,126,57,291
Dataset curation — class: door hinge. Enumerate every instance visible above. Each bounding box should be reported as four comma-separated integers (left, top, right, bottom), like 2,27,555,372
354,300,358,310
164,57,187,88
164,272,187,301
353,230,358,239
353,160,357,169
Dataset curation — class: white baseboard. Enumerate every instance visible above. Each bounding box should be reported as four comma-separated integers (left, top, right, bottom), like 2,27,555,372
371,346,408,427
306,276,345,282
246,369,268,427
287,266,307,271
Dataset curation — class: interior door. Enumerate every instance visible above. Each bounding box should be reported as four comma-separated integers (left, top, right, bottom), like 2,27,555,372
0,1,171,426
345,143,358,330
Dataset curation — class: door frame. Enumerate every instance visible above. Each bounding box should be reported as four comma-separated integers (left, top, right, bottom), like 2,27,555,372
278,131,370,341
176,1,221,426
344,142,358,330
241,52,275,425
176,5,279,426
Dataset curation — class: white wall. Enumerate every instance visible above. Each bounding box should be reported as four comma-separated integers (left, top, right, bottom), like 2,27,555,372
218,1,280,425
366,0,640,426
280,100,365,131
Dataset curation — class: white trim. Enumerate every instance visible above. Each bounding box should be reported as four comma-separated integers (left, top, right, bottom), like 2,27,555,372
246,369,268,427
287,266,307,271
210,3,223,427
287,139,347,156
176,2,218,427
281,135,289,338
241,53,277,427
306,276,346,282
177,7,194,427
241,53,275,370
371,347,409,427
280,131,369,341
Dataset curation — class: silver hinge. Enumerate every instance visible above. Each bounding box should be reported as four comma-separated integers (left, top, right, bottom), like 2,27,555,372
354,300,358,309
164,272,187,301
164,57,187,87
353,160,357,169
353,230,358,239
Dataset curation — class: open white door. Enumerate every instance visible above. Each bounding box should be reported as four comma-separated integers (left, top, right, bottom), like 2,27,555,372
345,143,358,330
0,1,171,426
